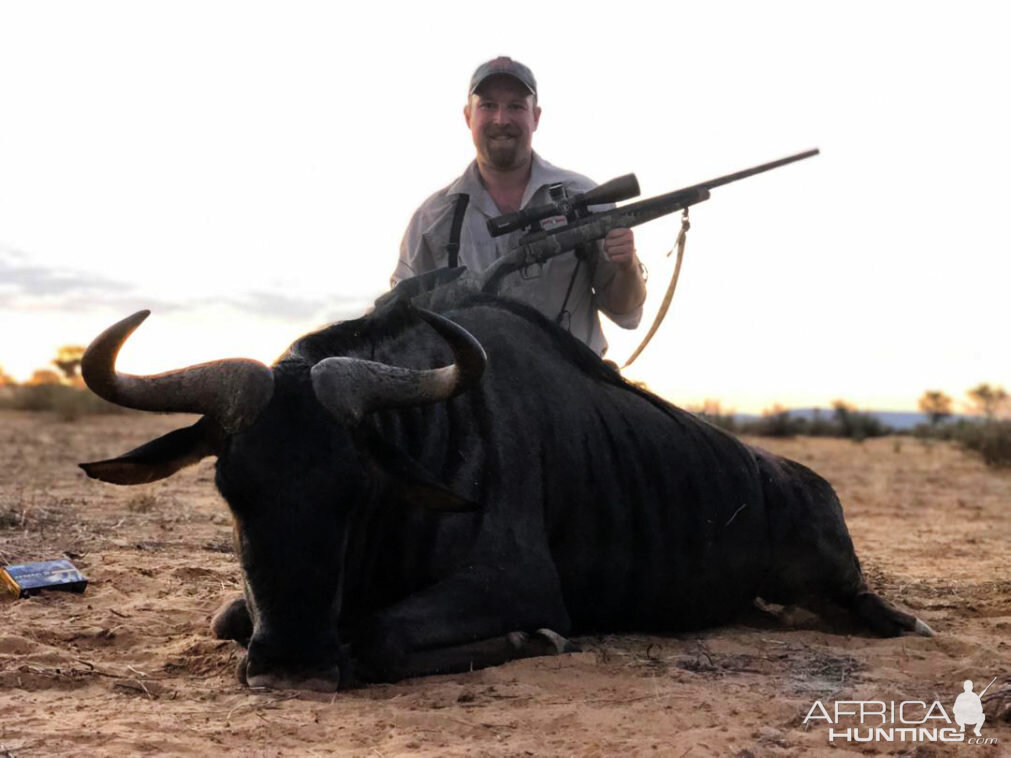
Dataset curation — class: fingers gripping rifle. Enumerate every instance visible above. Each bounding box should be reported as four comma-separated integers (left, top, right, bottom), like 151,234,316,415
478,148,819,294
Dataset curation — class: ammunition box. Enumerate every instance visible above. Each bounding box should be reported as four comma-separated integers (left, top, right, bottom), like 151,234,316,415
0,560,88,598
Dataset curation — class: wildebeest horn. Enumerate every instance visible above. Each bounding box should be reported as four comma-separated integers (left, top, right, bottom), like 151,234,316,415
310,308,487,426
82,310,274,433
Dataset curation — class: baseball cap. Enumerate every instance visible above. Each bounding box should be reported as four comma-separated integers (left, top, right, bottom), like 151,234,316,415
469,56,537,97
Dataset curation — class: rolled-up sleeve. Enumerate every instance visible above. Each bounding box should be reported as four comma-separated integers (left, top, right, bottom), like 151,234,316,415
592,249,644,329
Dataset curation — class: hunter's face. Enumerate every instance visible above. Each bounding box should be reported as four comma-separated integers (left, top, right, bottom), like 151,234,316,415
465,76,540,172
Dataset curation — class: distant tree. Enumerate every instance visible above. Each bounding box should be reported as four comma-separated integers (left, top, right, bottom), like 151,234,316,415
0,365,15,386
918,390,953,426
52,345,86,380
831,398,855,425
967,383,1009,422
28,369,64,386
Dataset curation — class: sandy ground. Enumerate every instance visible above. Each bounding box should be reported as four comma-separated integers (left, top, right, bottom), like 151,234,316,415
1,409,1009,757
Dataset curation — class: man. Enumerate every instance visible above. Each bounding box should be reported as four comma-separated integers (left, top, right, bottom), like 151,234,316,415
392,56,647,356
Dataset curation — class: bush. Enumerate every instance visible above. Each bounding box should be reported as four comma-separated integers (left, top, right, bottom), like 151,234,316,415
737,405,892,441
918,417,1011,468
741,408,807,438
832,406,891,442
913,417,974,442
0,384,126,420
957,420,1011,468
805,409,838,437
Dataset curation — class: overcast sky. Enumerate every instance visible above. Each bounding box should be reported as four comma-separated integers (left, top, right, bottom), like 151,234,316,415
1,1,1008,413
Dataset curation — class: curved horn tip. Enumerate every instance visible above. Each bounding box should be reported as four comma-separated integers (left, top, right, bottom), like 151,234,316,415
114,309,152,335
107,309,151,332
85,310,152,355
311,310,487,426
81,311,149,396
412,308,488,381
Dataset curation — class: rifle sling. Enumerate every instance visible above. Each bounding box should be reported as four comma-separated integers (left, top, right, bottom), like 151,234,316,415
555,253,582,328
622,209,690,369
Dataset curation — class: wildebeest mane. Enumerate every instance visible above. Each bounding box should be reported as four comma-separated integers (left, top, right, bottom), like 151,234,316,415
283,284,699,433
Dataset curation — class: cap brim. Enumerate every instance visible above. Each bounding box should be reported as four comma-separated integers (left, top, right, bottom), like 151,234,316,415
470,73,535,96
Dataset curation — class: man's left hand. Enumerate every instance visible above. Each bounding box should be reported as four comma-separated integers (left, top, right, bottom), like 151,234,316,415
602,228,636,268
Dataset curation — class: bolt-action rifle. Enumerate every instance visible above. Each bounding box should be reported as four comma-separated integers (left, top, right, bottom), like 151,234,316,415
478,148,819,294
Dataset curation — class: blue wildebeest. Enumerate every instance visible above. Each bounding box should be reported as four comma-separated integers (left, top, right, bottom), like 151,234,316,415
80,281,932,691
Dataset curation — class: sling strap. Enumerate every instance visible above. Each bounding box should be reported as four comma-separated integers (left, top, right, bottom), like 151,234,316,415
555,243,596,330
446,194,470,268
622,208,691,369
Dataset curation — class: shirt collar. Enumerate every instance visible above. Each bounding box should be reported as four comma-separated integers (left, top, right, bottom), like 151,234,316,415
446,160,484,199
523,152,555,207
447,153,556,217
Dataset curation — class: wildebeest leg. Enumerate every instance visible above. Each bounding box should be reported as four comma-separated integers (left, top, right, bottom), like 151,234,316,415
351,556,572,682
353,629,577,684
754,451,934,637
780,590,934,637
847,591,934,636
211,595,252,645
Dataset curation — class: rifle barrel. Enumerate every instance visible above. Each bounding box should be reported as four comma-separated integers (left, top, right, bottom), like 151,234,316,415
699,148,820,192
478,148,819,294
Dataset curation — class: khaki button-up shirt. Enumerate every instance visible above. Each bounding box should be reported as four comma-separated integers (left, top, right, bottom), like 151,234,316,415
392,154,643,356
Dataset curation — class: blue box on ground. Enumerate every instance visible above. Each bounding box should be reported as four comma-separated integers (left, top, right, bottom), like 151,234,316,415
0,560,88,598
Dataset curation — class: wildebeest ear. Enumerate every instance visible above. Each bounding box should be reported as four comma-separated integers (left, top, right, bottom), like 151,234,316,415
353,427,479,513
79,419,218,485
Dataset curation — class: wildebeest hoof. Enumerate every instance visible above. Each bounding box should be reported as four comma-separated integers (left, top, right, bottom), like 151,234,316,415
535,628,581,653
211,596,252,645
507,628,579,656
913,618,936,637
243,656,341,693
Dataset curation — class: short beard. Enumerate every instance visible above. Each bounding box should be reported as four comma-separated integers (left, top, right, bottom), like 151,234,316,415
480,133,531,171
484,141,520,170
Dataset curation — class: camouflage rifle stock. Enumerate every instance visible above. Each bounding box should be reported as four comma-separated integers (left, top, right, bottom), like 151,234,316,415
479,148,819,294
